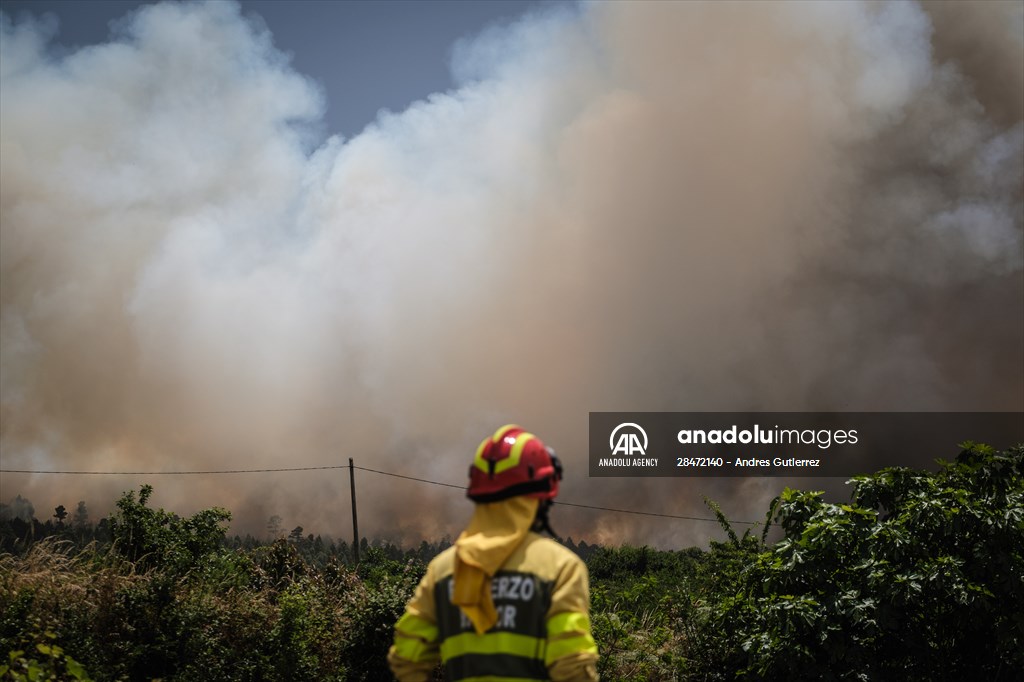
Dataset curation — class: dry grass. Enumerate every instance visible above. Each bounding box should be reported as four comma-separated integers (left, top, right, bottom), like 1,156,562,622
1,539,141,630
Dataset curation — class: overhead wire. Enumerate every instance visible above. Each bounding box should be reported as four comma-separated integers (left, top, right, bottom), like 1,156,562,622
0,463,759,525
0,465,346,475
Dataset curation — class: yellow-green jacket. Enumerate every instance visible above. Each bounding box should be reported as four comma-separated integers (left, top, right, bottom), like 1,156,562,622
387,532,600,681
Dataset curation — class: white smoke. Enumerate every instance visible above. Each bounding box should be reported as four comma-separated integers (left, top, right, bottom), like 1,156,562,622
1,0,1021,547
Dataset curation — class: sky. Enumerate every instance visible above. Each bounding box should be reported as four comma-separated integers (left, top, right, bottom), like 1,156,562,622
0,0,561,138
1,0,1022,547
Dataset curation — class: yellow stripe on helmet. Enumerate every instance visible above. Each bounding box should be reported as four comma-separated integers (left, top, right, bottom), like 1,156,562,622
473,425,534,474
493,424,520,443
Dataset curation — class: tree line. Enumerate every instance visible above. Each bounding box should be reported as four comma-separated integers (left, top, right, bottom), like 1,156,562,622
2,494,610,570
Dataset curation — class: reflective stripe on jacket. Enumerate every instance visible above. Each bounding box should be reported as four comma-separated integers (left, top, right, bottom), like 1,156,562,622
388,532,599,681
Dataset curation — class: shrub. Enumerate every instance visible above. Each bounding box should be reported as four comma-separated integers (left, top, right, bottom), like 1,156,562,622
107,485,231,574
708,443,1024,680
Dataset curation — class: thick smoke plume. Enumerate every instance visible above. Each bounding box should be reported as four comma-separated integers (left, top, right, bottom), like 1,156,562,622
2,1,1021,547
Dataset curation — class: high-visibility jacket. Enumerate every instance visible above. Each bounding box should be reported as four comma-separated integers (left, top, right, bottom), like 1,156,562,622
388,531,600,681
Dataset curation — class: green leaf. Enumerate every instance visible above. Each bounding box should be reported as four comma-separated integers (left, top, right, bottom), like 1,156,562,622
66,658,89,680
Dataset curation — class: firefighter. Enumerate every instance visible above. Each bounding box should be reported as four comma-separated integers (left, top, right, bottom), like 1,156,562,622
387,425,600,681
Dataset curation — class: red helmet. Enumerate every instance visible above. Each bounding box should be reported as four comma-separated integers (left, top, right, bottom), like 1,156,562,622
467,425,563,503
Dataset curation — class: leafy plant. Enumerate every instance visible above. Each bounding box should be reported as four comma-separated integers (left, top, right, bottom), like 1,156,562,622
3,449,1020,681
1,624,92,681
709,442,1024,680
107,485,231,573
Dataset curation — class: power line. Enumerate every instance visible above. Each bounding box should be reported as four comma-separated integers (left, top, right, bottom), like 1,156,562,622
0,465,346,475
356,464,757,522
0,463,759,525
556,500,756,525
352,465,464,490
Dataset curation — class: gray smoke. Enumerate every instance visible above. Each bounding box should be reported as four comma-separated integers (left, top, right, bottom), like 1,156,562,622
2,1,1021,547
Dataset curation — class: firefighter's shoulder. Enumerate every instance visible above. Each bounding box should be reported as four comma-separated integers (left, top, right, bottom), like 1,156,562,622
427,544,459,580
510,532,585,581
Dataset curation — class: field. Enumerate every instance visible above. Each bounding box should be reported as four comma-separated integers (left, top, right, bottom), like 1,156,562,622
2,443,1021,681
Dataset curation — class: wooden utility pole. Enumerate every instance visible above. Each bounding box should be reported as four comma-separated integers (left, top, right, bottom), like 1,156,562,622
349,458,360,564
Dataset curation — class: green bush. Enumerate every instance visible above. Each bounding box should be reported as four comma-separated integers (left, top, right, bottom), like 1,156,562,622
108,485,231,573
3,449,1020,681
344,549,423,681
1,623,93,681
708,443,1024,681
